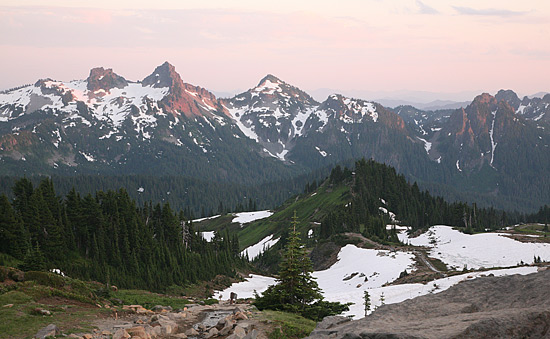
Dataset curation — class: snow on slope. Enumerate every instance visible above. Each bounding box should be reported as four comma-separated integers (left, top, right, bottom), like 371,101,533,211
232,210,273,226
216,274,276,300
313,245,415,291
192,215,221,223
217,261,537,319
200,231,215,242
241,235,279,260
342,266,537,318
399,225,550,269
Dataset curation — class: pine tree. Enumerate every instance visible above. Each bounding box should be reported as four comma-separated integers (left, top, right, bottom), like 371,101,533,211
276,211,322,308
20,242,46,271
254,211,349,320
364,290,371,316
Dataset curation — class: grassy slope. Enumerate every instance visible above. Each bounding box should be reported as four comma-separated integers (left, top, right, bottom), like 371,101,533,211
0,269,196,338
196,182,351,249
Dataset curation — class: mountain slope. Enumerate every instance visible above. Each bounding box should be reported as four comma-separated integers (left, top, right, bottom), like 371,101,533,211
0,63,301,183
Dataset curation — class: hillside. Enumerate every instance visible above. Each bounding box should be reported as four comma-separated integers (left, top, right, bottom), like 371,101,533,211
195,159,522,274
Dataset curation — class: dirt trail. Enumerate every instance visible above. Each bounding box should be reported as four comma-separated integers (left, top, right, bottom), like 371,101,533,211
88,302,271,339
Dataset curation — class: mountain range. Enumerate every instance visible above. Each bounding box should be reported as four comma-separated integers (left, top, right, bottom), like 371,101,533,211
1,62,549,212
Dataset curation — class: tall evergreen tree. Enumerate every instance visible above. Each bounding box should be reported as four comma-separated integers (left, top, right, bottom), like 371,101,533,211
254,211,349,320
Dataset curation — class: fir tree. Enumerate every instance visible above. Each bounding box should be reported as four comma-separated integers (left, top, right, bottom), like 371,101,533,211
254,211,349,320
20,242,46,271
364,290,371,316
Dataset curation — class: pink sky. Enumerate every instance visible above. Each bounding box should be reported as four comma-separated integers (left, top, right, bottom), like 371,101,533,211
1,0,549,100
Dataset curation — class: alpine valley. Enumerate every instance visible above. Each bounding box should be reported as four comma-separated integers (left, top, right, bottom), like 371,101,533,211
1,62,550,212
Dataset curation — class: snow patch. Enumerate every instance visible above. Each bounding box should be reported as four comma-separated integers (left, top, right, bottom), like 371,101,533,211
201,231,215,242
241,235,279,260
232,210,273,226
399,225,550,270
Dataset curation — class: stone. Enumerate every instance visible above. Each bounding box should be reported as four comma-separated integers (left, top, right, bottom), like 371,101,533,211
233,307,245,314
152,305,173,312
112,328,131,339
173,334,188,338
219,321,235,336
34,324,60,339
243,329,258,339
67,334,82,339
150,318,178,335
126,326,149,339
82,334,93,339
101,330,112,335
185,328,199,336
204,327,219,339
234,311,248,320
35,308,51,316
233,325,246,338
3,304,13,308
314,316,352,330
145,325,162,337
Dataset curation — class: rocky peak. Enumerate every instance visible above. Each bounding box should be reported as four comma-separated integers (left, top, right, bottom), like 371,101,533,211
86,67,128,92
141,62,225,118
142,61,182,89
256,74,282,87
471,93,497,106
495,89,520,109
248,74,318,105
321,94,380,124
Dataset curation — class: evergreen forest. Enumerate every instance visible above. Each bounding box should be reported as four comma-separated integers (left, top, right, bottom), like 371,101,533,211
0,178,245,291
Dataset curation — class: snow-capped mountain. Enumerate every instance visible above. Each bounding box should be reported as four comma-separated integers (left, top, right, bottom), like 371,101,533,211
223,75,408,163
0,63,296,183
222,74,320,160
1,63,550,211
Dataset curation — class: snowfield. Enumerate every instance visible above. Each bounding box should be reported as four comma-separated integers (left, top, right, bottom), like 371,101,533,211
341,266,537,318
241,235,279,260
399,225,550,270
216,274,276,300
312,245,416,291
232,210,273,226
217,229,546,319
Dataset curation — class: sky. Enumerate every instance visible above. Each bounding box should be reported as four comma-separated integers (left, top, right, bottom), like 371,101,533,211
1,0,549,101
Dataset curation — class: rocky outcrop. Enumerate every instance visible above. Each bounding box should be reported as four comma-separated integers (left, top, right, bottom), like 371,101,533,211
86,67,128,92
34,324,60,339
307,270,550,338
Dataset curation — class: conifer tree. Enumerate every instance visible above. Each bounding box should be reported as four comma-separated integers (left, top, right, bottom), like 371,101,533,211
254,211,349,320
276,211,322,308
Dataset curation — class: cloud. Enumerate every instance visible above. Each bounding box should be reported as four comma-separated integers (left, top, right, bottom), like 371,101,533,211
416,1,438,15
453,6,528,18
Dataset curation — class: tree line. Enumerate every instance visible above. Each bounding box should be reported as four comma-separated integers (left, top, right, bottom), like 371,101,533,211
319,159,525,244
0,178,245,291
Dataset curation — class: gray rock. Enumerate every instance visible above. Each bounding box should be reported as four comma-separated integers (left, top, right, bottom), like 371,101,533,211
205,327,219,339
315,316,352,330
152,305,173,312
185,328,199,336
34,324,60,339
243,329,258,339
112,328,130,339
233,325,246,338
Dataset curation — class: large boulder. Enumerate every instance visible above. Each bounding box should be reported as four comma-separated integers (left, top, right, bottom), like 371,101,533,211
34,324,60,339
